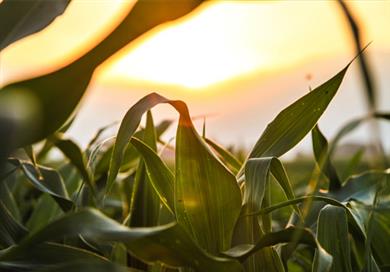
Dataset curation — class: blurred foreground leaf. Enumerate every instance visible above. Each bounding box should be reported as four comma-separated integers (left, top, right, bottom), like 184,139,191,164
0,0,203,148
0,0,71,50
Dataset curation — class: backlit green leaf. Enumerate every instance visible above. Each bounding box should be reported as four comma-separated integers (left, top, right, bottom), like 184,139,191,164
128,110,160,227
107,93,242,255
130,137,174,214
240,65,350,176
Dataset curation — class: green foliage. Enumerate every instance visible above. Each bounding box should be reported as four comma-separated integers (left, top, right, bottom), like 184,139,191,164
0,1,389,272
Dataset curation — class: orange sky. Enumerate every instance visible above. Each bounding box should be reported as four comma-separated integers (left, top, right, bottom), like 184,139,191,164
1,1,389,154
1,1,389,90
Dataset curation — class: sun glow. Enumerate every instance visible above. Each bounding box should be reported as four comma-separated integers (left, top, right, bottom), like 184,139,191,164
1,1,389,93
99,1,390,91
102,3,270,90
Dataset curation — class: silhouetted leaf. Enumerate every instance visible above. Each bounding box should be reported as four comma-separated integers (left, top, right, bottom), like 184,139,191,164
0,0,203,148
312,125,341,190
0,0,71,50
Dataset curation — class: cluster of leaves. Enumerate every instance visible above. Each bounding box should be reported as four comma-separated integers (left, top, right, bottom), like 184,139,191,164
0,1,389,271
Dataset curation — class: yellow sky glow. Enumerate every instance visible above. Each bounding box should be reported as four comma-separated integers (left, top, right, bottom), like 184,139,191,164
1,1,389,92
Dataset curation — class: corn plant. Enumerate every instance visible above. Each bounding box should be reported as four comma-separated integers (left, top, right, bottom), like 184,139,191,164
0,1,389,272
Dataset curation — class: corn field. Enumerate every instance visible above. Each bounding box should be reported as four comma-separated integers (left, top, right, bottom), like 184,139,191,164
0,1,389,272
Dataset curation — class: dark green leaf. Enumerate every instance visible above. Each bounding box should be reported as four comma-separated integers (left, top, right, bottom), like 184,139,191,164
315,205,352,272
0,200,28,247
205,138,242,175
311,125,341,190
26,194,62,233
225,227,332,272
33,260,135,272
51,134,95,195
128,111,160,227
9,159,73,211
107,93,242,255
233,157,298,272
130,137,174,214
0,209,242,271
0,176,21,221
0,242,121,271
244,158,299,216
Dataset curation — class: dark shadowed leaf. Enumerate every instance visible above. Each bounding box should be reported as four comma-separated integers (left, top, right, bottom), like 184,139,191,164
8,159,73,211
225,227,332,272
0,0,71,50
0,200,28,247
51,134,95,195
0,209,242,271
0,242,118,271
311,125,341,190
0,0,203,148
26,194,62,233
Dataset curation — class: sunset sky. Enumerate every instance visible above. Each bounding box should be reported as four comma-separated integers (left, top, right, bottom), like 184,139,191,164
1,1,389,156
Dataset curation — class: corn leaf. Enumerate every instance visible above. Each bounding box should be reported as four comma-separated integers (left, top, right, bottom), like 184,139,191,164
0,209,242,271
0,242,127,272
226,227,332,272
311,125,341,190
244,158,299,216
0,200,28,247
233,157,298,271
33,261,135,272
128,111,160,227
0,0,71,50
26,194,62,233
130,137,175,214
107,93,242,255
8,159,73,211
0,0,203,148
51,134,95,196
175,105,241,254
205,138,242,175
0,178,21,221
369,209,390,266
329,112,390,156
240,65,350,177
332,171,389,205
315,205,352,272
